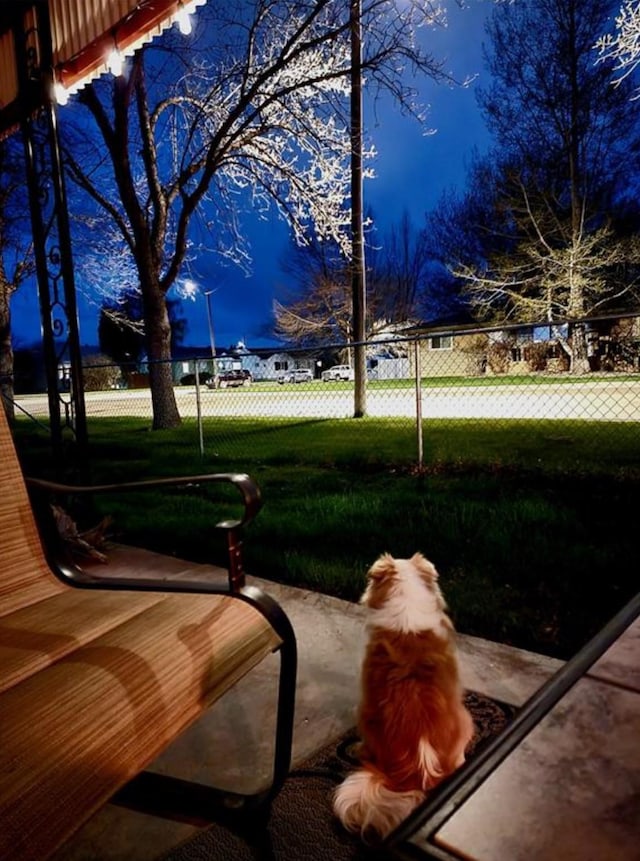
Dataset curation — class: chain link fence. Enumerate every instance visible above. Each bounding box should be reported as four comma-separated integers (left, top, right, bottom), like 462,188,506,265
11,313,640,468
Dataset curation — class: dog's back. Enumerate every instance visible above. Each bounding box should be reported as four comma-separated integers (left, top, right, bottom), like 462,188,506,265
358,625,473,792
333,552,474,841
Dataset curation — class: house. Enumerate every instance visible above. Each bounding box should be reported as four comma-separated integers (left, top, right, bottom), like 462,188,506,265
410,314,640,377
406,322,477,378
365,320,415,380
171,342,318,383
241,350,315,381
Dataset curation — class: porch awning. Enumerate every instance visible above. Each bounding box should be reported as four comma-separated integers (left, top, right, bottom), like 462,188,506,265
0,0,206,134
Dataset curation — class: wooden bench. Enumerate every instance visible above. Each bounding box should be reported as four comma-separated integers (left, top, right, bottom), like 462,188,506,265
0,406,297,861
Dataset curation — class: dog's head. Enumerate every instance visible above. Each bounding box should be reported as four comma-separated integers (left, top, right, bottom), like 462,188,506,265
361,552,450,634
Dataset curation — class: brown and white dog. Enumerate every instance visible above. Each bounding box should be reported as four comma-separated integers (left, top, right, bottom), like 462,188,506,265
332,552,474,842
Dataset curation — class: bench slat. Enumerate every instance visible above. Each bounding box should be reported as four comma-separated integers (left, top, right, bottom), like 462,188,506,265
0,588,165,693
0,591,281,860
0,413,67,615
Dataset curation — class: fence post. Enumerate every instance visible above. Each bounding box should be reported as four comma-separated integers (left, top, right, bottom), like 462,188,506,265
194,365,204,458
414,338,423,468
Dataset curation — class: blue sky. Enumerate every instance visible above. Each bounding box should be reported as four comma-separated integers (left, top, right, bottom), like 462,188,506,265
11,0,494,352
183,0,495,350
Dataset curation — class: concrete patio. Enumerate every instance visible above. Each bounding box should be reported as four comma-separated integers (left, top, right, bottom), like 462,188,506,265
51,570,609,861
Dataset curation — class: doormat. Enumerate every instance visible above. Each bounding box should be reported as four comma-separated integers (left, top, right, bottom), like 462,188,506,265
162,691,517,861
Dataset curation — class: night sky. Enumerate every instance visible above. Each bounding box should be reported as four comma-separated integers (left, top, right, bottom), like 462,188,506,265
10,0,493,352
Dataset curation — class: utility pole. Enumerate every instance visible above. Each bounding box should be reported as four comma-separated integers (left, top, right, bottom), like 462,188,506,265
350,0,367,417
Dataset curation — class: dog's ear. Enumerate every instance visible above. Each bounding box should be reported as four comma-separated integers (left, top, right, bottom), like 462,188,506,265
368,552,396,581
411,552,439,581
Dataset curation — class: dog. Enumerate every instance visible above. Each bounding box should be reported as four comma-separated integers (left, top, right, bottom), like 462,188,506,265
332,552,474,842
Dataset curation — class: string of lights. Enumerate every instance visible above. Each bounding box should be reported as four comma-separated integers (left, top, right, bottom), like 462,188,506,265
52,0,200,105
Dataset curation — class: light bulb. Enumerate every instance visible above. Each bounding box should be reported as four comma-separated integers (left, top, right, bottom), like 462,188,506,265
53,82,69,105
176,8,192,35
107,49,124,77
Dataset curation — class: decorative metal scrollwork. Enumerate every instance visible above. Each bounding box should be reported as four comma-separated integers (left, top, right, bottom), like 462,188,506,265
14,5,88,472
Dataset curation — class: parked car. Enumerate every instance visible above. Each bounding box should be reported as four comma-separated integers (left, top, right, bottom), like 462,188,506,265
277,368,313,384
206,369,252,389
321,364,354,381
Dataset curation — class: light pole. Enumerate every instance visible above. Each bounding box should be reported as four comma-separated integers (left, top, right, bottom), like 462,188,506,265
203,289,217,376
350,0,367,417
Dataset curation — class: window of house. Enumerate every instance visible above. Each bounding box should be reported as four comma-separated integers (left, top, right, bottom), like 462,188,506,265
430,335,452,350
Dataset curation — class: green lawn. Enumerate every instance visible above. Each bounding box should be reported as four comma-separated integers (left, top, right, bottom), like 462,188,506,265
13,415,639,661
245,372,639,391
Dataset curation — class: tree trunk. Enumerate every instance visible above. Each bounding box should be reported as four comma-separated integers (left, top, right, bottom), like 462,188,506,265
141,273,181,430
0,277,14,426
569,322,590,375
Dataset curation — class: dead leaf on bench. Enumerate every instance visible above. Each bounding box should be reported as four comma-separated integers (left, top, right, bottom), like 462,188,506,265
51,504,113,564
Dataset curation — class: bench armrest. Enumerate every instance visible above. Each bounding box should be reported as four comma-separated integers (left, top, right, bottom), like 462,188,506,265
27,472,262,592
27,471,262,529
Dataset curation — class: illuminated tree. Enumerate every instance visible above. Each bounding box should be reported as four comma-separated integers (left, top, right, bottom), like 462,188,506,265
597,0,640,97
63,0,454,428
428,0,640,372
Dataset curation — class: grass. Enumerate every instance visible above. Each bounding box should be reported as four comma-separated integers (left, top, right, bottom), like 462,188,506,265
234,372,639,392
13,415,639,661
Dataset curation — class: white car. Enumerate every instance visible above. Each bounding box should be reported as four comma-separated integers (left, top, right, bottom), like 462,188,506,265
321,364,354,381
278,368,313,384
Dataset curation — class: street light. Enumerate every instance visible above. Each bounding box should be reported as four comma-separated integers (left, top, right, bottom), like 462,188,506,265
350,0,367,417
203,289,217,376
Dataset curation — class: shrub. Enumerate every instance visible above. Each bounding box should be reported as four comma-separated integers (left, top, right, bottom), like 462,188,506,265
486,339,512,374
83,355,122,391
458,333,489,376
524,342,548,372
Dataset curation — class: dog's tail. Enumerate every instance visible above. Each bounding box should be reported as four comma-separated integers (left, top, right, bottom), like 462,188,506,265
332,767,425,842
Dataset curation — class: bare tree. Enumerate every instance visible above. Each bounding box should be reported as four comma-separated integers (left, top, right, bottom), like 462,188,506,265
274,208,428,347
429,0,640,373
62,0,453,428
370,209,429,323
273,228,391,348
597,0,640,97
457,199,640,369
274,234,352,346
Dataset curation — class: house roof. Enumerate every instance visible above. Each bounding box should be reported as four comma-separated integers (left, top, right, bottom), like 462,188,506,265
406,310,478,334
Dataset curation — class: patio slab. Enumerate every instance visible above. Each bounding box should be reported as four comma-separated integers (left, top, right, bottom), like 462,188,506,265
52,574,562,861
427,614,640,861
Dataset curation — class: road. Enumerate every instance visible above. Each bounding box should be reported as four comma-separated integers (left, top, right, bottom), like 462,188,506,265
14,378,640,422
